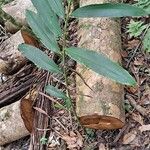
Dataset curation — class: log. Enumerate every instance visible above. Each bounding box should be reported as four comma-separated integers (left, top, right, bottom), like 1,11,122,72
0,101,29,145
2,0,34,33
76,0,125,129
0,30,38,75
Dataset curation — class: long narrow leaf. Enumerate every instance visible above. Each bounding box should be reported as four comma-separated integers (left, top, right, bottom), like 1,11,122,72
18,44,62,73
48,0,65,19
31,0,62,36
45,85,67,99
26,10,60,53
72,3,148,18
66,47,136,85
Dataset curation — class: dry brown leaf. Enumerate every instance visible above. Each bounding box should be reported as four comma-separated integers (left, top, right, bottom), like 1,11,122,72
133,59,144,66
76,131,83,148
61,131,83,149
141,83,150,105
126,85,138,94
132,113,143,125
99,143,106,150
139,124,150,132
20,98,34,133
127,39,140,49
21,30,38,47
122,131,137,145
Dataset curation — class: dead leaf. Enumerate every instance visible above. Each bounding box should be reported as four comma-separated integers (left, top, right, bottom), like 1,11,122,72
20,98,34,133
21,30,38,47
99,143,106,150
132,113,143,125
122,131,137,145
61,131,83,149
139,124,150,132
76,131,83,148
127,39,140,49
126,85,138,94
141,83,150,105
133,58,144,66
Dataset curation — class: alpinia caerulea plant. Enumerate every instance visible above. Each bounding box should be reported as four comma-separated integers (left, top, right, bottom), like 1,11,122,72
18,0,149,108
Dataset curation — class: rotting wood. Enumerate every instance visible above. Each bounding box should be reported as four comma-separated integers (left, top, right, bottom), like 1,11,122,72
0,30,38,75
30,72,52,150
76,0,125,129
0,64,35,108
2,0,34,33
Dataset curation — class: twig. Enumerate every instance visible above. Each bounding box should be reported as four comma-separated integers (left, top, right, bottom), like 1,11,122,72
39,92,67,110
126,95,148,116
69,68,94,92
53,117,68,133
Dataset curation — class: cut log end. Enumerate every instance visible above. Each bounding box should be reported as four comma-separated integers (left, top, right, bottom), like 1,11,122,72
80,115,124,130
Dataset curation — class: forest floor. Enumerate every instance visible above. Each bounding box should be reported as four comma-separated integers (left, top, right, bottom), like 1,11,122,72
0,1,150,150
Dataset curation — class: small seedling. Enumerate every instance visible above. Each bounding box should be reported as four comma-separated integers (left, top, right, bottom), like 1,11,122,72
18,0,148,111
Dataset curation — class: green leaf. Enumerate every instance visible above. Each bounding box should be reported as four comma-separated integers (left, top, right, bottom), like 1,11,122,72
18,44,62,73
66,47,136,85
26,10,60,53
134,0,150,13
72,3,148,18
31,0,62,36
45,85,67,99
40,137,48,145
49,0,65,19
127,20,147,37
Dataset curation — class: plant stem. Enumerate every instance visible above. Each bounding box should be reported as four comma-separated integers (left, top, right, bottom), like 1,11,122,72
62,1,72,99
61,1,85,130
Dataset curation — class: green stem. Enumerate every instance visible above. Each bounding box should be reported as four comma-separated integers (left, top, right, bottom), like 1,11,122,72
61,1,85,131
62,1,72,99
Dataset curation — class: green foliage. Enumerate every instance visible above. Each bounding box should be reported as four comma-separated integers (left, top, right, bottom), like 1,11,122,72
72,3,148,18
127,20,147,37
49,0,65,19
124,100,133,112
45,85,68,100
26,10,60,53
40,137,48,145
18,0,149,110
45,85,71,109
126,0,150,52
31,0,62,37
134,0,150,13
18,44,62,73
66,47,136,85
143,29,150,52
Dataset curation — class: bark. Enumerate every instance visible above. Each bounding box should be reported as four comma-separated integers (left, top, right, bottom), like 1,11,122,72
30,73,52,150
76,0,125,129
0,64,35,108
0,30,38,75
2,0,34,33
0,101,29,145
